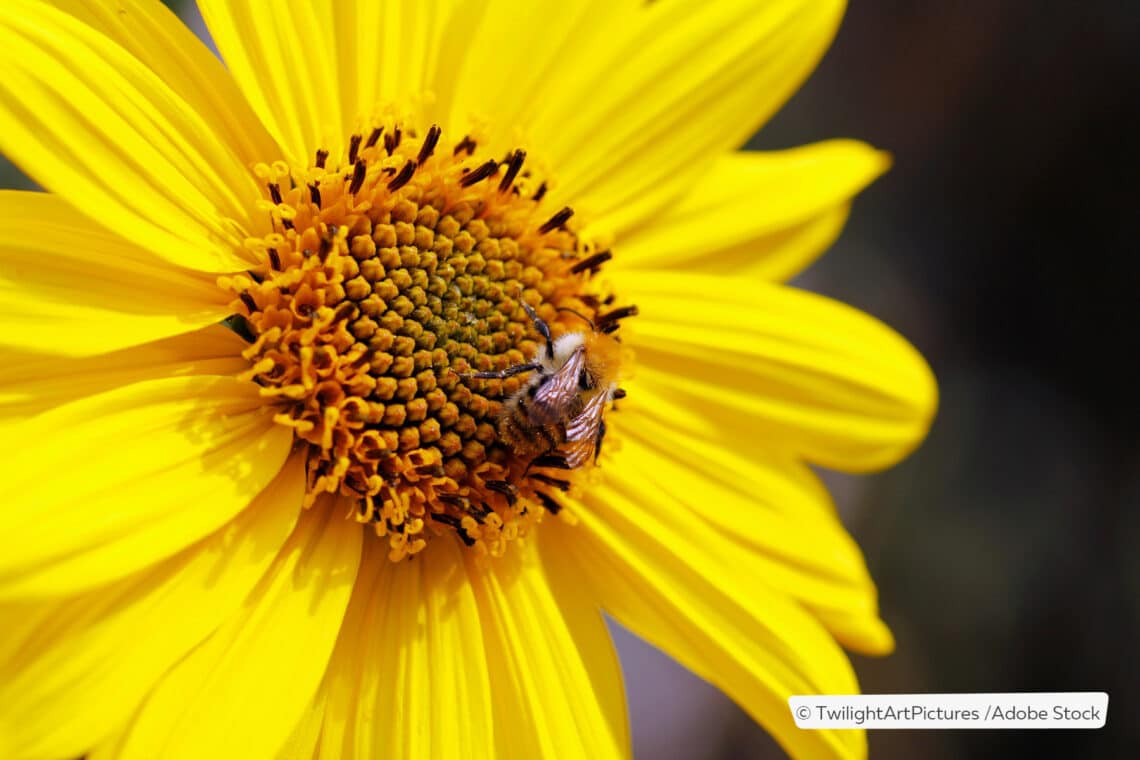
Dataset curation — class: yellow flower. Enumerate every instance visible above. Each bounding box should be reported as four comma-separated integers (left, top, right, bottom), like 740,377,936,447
0,1,936,758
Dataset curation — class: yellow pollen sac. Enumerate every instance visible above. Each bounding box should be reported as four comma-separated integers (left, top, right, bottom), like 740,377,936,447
220,121,636,561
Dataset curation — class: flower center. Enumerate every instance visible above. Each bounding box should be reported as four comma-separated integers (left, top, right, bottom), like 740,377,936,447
220,121,635,561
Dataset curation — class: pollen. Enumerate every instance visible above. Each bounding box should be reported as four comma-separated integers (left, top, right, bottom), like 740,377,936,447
220,121,635,561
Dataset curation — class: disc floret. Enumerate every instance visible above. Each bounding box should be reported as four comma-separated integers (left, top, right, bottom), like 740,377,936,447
220,120,632,560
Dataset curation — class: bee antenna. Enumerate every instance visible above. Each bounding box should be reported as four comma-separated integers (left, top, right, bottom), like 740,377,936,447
555,306,596,330
519,299,554,358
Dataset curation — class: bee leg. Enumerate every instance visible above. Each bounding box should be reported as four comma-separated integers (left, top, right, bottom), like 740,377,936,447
519,299,555,358
525,451,570,474
457,362,540,380
594,418,607,464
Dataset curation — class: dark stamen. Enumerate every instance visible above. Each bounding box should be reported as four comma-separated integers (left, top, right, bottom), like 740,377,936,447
318,235,333,260
485,479,518,506
348,160,367,195
281,218,294,230
597,304,639,332
536,491,563,515
347,133,362,164
246,269,264,284
569,249,613,274
239,292,257,313
453,135,477,156
384,126,401,155
386,160,417,191
315,149,329,168
222,313,256,343
267,182,283,205
532,182,548,201
308,183,322,207
365,127,383,149
459,159,499,187
267,248,281,270
429,513,475,546
538,206,574,234
332,302,357,324
613,387,627,400
498,150,526,192
529,473,570,491
417,124,442,164
438,492,469,508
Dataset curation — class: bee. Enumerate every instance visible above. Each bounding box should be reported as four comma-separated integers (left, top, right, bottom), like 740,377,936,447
461,301,626,469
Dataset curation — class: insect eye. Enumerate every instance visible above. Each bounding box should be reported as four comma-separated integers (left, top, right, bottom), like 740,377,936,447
578,368,594,390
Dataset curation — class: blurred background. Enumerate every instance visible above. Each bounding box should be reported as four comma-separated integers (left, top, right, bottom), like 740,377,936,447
2,2,1135,758
618,3,1140,759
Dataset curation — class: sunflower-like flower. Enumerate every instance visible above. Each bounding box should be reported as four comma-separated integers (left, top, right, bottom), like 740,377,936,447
0,1,935,758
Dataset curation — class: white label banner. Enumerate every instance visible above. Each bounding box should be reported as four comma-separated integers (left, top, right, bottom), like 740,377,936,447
789,693,1108,729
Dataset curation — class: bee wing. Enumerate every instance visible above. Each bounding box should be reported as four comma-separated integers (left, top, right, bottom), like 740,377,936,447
528,345,587,425
561,390,608,468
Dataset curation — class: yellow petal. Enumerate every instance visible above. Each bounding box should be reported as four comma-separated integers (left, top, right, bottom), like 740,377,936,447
0,1,256,272
614,271,937,472
434,0,632,144
198,0,344,166
330,0,458,138
0,191,232,357
607,407,893,654
278,691,326,760
615,142,889,280
0,454,305,760
314,536,493,759
555,490,867,760
466,537,630,759
534,0,845,238
41,0,279,167
721,205,853,281
0,323,248,420
91,505,361,760
0,376,292,599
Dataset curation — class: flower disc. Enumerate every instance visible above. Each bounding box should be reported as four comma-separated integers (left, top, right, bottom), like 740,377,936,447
223,121,631,561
